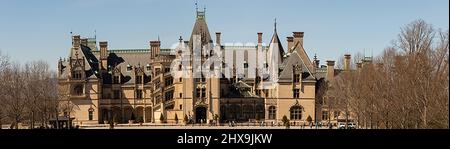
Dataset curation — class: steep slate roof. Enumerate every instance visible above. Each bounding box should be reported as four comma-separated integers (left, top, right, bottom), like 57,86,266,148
224,81,260,98
60,45,101,79
91,50,155,85
278,51,316,83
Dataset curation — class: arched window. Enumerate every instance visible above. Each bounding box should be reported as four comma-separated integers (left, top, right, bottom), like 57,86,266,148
88,108,94,121
256,104,265,120
290,106,302,120
268,106,276,119
243,105,254,120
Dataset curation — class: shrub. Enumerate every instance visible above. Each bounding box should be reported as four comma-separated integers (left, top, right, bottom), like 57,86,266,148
160,113,165,123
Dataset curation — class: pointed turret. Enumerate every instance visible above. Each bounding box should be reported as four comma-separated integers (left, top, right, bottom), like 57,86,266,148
267,19,285,80
189,7,212,48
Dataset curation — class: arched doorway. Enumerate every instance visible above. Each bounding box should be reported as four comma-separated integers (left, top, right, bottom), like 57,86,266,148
135,106,144,123
195,106,207,123
101,108,109,123
145,107,152,123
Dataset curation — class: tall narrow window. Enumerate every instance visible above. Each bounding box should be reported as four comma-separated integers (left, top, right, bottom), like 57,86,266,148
293,89,300,98
113,90,120,99
268,106,276,119
293,74,300,83
201,88,206,97
136,89,143,99
136,76,142,84
322,111,329,120
196,88,201,98
88,108,94,121
113,76,120,84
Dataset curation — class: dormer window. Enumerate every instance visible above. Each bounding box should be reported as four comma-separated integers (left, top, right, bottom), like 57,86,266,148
146,64,151,71
72,70,82,80
127,65,132,71
136,75,142,84
113,76,120,84
293,74,300,83
244,62,249,68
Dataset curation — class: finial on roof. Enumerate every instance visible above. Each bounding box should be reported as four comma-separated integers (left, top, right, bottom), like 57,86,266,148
94,30,97,39
195,0,198,11
314,53,317,61
157,35,160,41
274,18,277,32
179,36,183,42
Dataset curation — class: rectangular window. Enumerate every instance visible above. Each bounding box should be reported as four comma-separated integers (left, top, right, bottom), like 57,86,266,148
113,76,120,84
136,89,143,99
88,110,93,121
179,77,182,82
293,89,300,98
322,111,329,120
256,90,261,96
155,68,161,75
201,88,206,97
179,93,182,98
244,62,248,68
136,76,142,84
165,91,173,101
196,88,201,98
164,68,171,73
293,74,300,83
146,65,151,71
180,105,182,110
165,77,173,86
264,89,269,97
113,90,120,99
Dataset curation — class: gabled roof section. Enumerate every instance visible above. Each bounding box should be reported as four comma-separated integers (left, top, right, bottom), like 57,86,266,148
278,51,316,82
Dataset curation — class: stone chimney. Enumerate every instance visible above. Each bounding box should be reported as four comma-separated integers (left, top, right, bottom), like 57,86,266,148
150,41,161,59
356,62,362,72
215,32,221,46
80,38,88,47
99,41,108,70
344,54,351,71
287,37,294,53
326,60,335,81
72,35,81,48
293,32,304,49
257,32,263,44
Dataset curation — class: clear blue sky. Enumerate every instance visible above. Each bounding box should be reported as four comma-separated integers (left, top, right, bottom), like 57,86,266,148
0,0,448,70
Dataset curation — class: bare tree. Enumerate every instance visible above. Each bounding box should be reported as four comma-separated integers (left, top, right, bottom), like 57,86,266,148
328,20,448,129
